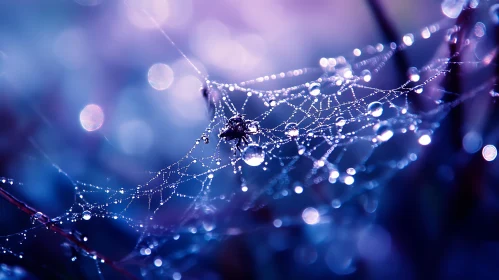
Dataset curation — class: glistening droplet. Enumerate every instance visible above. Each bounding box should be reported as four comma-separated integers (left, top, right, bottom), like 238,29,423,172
367,102,383,117
242,144,265,166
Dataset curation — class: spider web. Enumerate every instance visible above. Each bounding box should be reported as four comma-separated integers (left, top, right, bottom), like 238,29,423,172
0,0,497,279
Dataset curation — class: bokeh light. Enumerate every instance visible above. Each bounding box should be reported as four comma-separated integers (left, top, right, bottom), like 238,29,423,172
302,207,320,225
462,131,482,153
118,120,154,155
125,0,170,29
482,145,497,162
79,104,104,132
148,63,174,91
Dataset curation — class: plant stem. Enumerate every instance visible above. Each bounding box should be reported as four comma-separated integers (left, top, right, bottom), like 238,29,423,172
0,186,137,280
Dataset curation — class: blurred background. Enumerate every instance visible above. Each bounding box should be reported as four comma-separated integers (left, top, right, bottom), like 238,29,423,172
0,0,498,279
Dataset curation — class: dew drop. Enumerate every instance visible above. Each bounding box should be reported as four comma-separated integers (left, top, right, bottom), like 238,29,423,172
298,145,306,155
308,82,321,96
361,69,372,82
242,143,265,166
336,117,346,126
269,99,277,107
407,67,420,82
374,122,394,142
31,212,43,224
82,210,91,221
247,121,259,133
367,102,383,117
284,122,299,138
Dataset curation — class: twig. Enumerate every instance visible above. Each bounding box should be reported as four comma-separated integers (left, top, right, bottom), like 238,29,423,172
366,0,410,75
0,186,137,280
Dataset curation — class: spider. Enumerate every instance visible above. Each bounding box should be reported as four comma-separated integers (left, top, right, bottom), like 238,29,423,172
219,114,259,151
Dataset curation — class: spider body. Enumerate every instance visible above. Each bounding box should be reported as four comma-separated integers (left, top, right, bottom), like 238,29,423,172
219,114,259,151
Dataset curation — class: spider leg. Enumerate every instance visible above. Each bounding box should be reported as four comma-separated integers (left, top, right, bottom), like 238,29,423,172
236,138,242,153
242,136,249,145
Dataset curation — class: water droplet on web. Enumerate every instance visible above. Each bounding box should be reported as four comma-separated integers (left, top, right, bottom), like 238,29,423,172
336,117,346,126
31,212,43,224
374,122,394,142
298,145,306,155
490,4,499,25
407,67,420,82
367,102,383,117
308,82,321,96
242,143,265,166
284,122,299,138
415,87,423,94
82,210,91,221
490,90,499,97
247,121,259,133
269,99,277,107
361,69,372,82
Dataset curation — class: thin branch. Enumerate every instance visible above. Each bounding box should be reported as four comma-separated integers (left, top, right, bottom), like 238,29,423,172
366,0,410,75
0,186,137,280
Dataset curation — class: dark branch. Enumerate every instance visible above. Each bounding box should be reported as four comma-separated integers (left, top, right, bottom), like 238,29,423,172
0,186,137,280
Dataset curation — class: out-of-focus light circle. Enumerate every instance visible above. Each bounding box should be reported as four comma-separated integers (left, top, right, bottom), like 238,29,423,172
172,272,181,280
80,104,104,132
418,134,432,145
148,63,174,91
294,246,318,265
325,241,356,275
54,28,88,70
118,120,154,155
74,0,102,6
302,207,320,225
154,258,162,267
462,131,482,154
474,22,486,38
402,34,414,46
482,145,497,161
294,185,303,194
344,176,354,185
357,225,392,262
441,0,466,19
125,0,170,29
273,219,282,228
